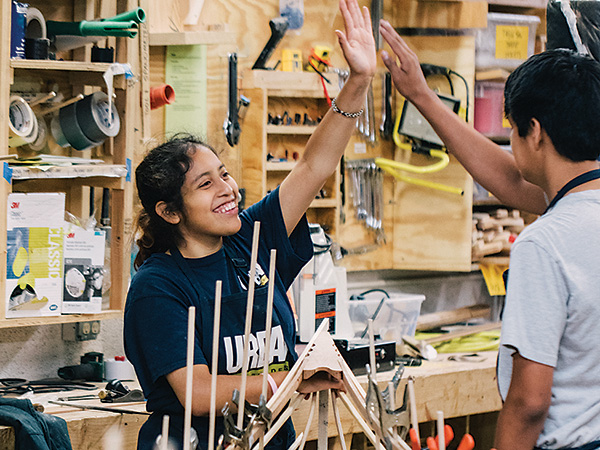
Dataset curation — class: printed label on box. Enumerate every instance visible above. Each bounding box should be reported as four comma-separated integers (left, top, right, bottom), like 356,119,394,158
6,193,65,318
6,227,63,317
495,25,529,60
62,229,105,314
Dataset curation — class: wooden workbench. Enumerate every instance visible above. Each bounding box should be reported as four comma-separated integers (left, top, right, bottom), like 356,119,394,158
0,352,501,449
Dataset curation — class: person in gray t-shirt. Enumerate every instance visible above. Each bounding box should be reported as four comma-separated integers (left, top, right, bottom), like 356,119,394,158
378,21,600,450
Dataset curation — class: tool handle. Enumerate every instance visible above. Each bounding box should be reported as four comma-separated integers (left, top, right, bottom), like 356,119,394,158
435,424,454,447
102,8,146,24
456,434,475,450
426,437,438,450
252,18,289,70
47,20,137,37
409,428,421,450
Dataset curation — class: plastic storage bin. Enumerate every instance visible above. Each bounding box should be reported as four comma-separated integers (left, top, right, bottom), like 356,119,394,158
476,12,540,70
474,81,511,139
348,293,425,344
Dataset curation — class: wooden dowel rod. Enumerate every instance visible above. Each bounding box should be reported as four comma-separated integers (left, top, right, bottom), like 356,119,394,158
368,319,377,383
183,306,196,450
41,94,84,115
407,377,419,442
29,91,56,107
332,392,348,450
208,281,223,450
237,221,261,430
261,249,277,398
261,392,304,444
161,415,170,450
437,410,445,450
298,393,317,450
388,381,398,441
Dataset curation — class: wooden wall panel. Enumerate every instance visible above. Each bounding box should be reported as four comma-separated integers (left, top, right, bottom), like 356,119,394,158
393,0,488,29
391,35,475,272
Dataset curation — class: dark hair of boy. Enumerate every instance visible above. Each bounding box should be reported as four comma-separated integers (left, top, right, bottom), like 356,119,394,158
504,48,600,162
134,133,218,269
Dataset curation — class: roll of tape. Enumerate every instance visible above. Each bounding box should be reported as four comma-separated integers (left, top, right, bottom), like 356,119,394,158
59,101,104,151
50,114,69,147
22,108,39,146
24,113,48,152
76,91,121,142
25,7,47,40
8,96,36,148
25,38,49,60
105,358,136,381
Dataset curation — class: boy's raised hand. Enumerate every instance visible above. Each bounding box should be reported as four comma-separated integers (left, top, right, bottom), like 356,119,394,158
336,0,377,79
379,19,430,101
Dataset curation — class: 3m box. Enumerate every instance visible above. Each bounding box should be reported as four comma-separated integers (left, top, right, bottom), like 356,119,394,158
476,12,540,70
6,193,65,318
62,227,106,314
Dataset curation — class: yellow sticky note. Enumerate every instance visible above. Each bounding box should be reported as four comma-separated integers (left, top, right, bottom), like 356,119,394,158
479,262,509,296
495,25,529,60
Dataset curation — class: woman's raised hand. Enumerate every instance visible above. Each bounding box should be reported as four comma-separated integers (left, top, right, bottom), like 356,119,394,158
379,19,430,102
335,0,377,80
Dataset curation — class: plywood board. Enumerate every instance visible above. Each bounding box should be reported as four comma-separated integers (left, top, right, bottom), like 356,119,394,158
390,35,475,272
392,0,487,29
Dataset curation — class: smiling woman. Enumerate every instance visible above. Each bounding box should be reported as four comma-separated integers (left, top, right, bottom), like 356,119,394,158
124,0,376,448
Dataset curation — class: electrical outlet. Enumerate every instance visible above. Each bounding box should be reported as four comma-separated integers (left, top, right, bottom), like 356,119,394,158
62,321,101,341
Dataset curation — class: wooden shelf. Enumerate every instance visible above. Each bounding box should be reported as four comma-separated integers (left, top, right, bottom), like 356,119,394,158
149,31,236,46
487,0,547,8
475,69,511,82
266,125,317,135
10,59,112,73
266,161,296,171
242,69,340,98
310,198,338,208
0,310,123,329
9,59,127,88
11,164,127,180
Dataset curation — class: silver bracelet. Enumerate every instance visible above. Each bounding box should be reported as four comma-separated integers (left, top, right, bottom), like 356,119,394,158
331,97,364,119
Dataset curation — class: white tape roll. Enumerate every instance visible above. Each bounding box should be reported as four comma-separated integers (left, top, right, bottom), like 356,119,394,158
105,358,136,381
8,96,36,148
24,113,48,152
25,7,46,40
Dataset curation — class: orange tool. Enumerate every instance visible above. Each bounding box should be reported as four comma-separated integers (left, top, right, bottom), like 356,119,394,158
409,428,421,450
435,424,454,448
426,437,438,450
456,434,475,450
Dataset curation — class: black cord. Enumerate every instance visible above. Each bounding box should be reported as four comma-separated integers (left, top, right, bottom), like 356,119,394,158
449,69,470,123
313,232,333,255
444,73,455,96
357,288,390,298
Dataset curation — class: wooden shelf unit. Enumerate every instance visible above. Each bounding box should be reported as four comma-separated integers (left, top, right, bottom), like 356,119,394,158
0,0,141,326
240,70,342,238
148,31,236,46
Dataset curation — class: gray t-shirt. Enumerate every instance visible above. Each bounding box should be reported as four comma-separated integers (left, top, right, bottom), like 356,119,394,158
498,190,600,449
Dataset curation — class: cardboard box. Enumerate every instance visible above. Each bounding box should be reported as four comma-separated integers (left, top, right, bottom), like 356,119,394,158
6,193,65,318
62,227,106,314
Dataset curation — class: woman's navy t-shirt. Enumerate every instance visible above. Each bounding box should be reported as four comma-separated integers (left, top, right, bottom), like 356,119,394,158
124,188,313,449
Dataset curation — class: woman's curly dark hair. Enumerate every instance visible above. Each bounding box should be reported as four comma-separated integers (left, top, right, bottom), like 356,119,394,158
133,134,218,269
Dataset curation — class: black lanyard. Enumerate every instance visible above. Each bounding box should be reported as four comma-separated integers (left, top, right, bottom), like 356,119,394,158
544,169,600,214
